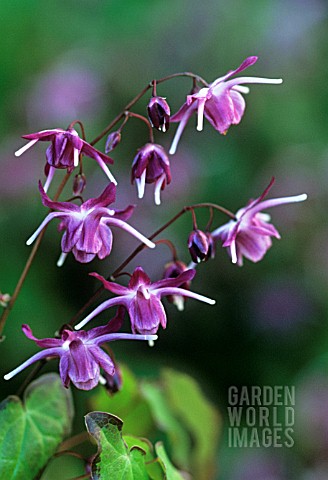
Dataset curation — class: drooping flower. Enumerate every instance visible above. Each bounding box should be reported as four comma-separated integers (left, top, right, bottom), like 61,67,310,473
105,131,122,153
162,260,191,311
75,266,216,334
4,310,157,391
169,56,283,154
147,96,170,132
15,127,116,192
188,229,215,263
131,143,171,205
211,179,307,266
27,181,155,266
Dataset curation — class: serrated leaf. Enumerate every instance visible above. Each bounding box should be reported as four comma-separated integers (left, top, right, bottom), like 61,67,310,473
0,373,74,480
124,436,164,480
155,442,184,480
162,369,221,480
85,411,150,480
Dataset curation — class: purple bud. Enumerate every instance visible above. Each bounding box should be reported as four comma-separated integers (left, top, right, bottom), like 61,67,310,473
73,173,87,195
103,363,123,395
105,131,122,153
147,96,170,132
188,229,211,263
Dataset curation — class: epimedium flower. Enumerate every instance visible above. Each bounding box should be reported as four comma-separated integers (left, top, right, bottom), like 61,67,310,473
15,127,117,192
147,96,170,132
26,181,155,266
74,266,216,334
131,143,171,205
169,56,283,154
188,229,215,263
4,310,157,391
211,179,307,266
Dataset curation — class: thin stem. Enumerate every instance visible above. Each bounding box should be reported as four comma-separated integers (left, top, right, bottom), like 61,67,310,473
53,450,85,461
206,207,214,231
68,474,90,480
58,432,90,451
0,172,71,337
68,120,86,140
190,208,198,229
151,79,157,96
154,239,178,261
16,359,47,396
127,111,154,143
90,72,208,146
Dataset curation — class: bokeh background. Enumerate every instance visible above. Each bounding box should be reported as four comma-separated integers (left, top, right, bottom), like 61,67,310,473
0,0,327,478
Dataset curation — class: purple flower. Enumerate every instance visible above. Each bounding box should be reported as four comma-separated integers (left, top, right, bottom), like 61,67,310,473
211,179,307,266
105,131,121,153
15,127,116,192
131,143,171,205
147,96,170,132
27,182,155,266
4,311,157,391
188,229,214,263
74,266,215,334
169,56,283,154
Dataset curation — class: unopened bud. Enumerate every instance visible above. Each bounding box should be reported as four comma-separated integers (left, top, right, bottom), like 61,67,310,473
0,292,11,308
147,96,170,132
73,173,87,195
188,229,211,263
105,131,121,153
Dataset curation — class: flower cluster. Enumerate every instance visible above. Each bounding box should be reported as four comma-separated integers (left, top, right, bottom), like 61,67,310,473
4,56,307,393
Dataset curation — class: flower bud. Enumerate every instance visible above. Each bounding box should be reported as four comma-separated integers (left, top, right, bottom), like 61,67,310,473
105,131,122,153
73,173,87,195
147,96,170,132
103,364,123,395
0,292,11,308
188,229,211,263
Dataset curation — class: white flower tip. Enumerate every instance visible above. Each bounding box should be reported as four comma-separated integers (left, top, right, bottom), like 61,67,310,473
26,238,33,246
74,321,85,330
14,150,21,157
208,299,216,305
231,257,238,264
57,252,68,267
169,145,176,155
4,373,11,381
99,374,107,385
148,340,155,347
299,193,307,201
173,296,185,312
146,240,156,249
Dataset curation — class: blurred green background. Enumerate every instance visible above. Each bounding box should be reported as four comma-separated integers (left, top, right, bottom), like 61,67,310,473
0,0,327,478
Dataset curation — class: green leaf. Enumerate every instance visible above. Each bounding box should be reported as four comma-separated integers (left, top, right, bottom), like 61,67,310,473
123,436,164,480
155,442,184,480
162,369,221,480
89,365,154,436
140,382,191,468
0,373,74,480
85,411,150,480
